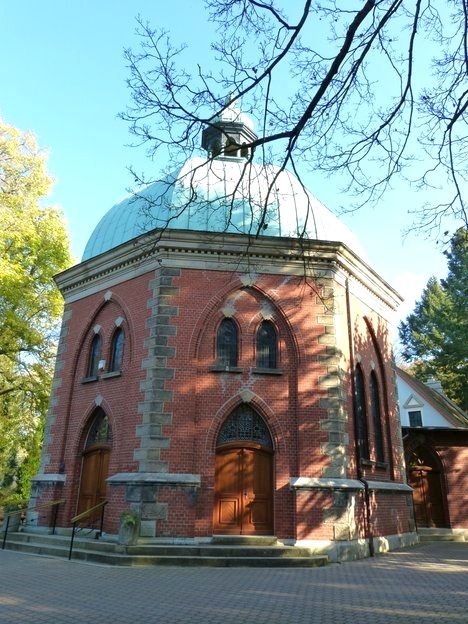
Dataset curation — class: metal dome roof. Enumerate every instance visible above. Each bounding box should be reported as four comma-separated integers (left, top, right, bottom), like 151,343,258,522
82,156,365,261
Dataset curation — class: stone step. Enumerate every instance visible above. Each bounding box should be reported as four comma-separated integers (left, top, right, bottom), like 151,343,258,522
211,535,278,546
418,528,466,543
2,532,328,567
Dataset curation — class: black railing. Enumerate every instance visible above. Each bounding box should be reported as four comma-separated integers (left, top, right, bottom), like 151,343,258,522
1,499,65,549
69,500,108,560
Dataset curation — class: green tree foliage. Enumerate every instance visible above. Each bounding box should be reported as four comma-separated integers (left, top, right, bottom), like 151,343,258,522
399,228,468,412
0,119,72,506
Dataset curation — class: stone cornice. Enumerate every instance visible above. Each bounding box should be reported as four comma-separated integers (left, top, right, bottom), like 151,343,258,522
55,229,402,312
290,477,364,490
290,477,412,492
32,473,67,483
107,472,201,487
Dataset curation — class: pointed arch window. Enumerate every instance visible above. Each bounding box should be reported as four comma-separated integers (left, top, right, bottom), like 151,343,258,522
85,408,111,449
87,334,101,377
109,328,124,372
370,371,385,462
256,320,277,369
217,404,272,448
354,365,369,460
216,318,238,367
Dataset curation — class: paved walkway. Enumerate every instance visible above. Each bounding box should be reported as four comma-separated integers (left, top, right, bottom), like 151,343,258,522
0,542,467,623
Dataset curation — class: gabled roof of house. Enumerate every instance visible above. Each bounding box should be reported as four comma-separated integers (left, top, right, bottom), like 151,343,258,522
396,367,468,428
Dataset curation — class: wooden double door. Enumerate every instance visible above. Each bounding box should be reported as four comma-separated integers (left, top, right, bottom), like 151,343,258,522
77,446,110,516
408,465,447,528
213,445,273,535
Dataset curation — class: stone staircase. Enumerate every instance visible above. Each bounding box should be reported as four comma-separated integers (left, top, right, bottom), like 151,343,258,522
418,528,467,543
1,531,328,568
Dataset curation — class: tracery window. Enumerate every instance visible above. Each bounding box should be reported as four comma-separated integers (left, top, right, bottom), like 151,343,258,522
109,328,124,372
354,365,370,460
85,408,111,449
217,404,272,448
87,334,101,377
216,318,238,367
370,371,385,462
256,320,277,369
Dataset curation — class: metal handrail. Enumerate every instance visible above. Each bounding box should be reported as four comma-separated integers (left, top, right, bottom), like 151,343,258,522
70,500,107,524
69,500,108,560
1,499,65,549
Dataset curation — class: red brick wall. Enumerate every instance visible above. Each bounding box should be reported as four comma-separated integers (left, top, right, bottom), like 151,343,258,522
35,264,412,540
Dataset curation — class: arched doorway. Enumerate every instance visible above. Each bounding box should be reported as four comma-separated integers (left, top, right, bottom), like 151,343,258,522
407,446,448,528
213,405,274,535
77,409,111,515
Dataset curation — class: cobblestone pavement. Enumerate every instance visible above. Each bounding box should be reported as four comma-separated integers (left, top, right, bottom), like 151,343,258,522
0,542,467,624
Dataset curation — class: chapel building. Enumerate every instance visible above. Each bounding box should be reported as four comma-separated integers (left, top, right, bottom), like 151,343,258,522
29,105,416,561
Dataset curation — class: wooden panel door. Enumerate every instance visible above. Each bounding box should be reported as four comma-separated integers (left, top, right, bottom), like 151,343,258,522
241,448,273,534
77,447,109,516
213,446,273,535
409,468,447,528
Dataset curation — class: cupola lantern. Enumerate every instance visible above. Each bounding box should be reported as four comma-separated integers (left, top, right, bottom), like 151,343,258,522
202,97,257,159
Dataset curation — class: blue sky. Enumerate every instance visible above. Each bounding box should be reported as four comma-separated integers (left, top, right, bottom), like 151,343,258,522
0,1,457,332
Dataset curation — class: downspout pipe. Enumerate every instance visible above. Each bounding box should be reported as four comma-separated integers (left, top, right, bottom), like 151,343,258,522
345,278,375,557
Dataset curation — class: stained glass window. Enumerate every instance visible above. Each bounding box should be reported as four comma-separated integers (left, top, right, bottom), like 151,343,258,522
85,409,111,449
110,328,124,372
370,372,385,461
217,404,272,448
355,365,369,460
216,318,238,367
256,321,277,368
87,334,101,377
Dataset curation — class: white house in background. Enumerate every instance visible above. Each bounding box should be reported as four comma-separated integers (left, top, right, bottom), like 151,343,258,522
396,367,468,532
396,367,466,429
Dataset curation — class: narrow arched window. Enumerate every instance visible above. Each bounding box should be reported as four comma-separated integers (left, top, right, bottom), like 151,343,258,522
354,365,369,460
87,334,101,377
216,318,238,367
109,328,124,372
370,371,385,462
256,320,277,369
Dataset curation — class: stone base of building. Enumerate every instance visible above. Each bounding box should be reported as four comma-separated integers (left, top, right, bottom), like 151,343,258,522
286,531,419,562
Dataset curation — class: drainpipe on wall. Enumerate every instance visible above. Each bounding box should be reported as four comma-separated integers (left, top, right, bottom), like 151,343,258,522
345,278,375,557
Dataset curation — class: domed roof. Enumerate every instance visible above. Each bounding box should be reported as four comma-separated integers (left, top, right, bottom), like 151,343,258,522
82,156,365,261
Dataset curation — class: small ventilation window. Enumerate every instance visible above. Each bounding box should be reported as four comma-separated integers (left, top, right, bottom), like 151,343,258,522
408,410,423,427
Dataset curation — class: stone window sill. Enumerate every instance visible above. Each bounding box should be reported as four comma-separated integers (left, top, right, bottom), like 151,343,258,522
81,375,98,384
375,461,389,470
101,371,122,379
209,365,243,373
360,458,389,470
251,367,283,375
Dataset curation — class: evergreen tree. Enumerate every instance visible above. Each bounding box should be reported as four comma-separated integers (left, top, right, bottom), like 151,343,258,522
399,228,468,412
